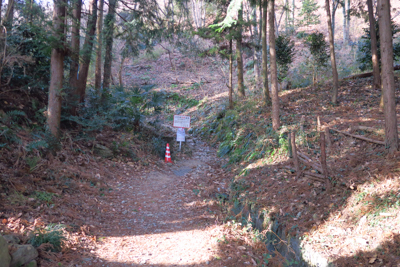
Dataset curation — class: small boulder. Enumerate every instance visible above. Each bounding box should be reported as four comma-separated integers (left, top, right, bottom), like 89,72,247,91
10,245,38,267
2,235,20,245
0,235,11,267
94,144,113,158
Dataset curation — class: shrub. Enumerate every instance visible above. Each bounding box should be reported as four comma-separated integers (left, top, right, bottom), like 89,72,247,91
29,224,66,252
356,20,400,71
304,32,329,84
276,35,295,82
62,84,164,132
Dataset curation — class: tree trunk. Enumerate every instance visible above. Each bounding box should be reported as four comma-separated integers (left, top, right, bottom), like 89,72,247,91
325,0,339,104
346,0,351,41
118,56,125,87
76,0,97,103
29,0,33,23
342,0,347,43
0,0,3,25
69,0,81,115
292,0,295,27
331,0,335,37
274,13,279,36
229,39,233,109
236,4,245,98
48,0,66,138
367,0,381,90
4,0,14,33
259,2,262,41
95,0,104,92
331,0,340,39
268,0,280,130
103,0,117,90
285,0,289,32
378,0,398,154
262,0,270,105
252,7,261,85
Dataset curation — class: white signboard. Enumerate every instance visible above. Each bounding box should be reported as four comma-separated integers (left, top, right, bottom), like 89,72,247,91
173,115,191,128
177,128,185,142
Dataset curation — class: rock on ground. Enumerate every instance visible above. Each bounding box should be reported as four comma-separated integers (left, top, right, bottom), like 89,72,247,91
9,244,38,267
0,235,11,267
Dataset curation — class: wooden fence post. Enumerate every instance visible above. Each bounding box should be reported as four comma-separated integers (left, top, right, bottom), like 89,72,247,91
320,131,329,181
324,127,331,149
291,131,300,177
288,132,292,158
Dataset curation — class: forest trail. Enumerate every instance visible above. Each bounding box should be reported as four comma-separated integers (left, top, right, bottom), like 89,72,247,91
89,138,227,266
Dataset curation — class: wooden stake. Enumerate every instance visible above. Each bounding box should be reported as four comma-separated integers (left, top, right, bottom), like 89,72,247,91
288,132,292,158
317,116,321,132
291,131,300,177
324,127,331,149
300,115,305,132
320,132,328,179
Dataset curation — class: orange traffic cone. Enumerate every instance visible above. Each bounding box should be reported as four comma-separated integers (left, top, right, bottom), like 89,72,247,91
165,143,172,163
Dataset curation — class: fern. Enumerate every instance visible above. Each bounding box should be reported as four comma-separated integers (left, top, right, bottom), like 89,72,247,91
0,125,21,144
26,140,49,152
7,110,27,119
26,130,60,153
25,156,41,172
63,84,165,134
4,110,30,125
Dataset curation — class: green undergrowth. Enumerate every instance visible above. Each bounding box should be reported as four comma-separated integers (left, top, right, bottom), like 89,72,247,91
163,92,199,119
29,224,66,252
192,102,289,171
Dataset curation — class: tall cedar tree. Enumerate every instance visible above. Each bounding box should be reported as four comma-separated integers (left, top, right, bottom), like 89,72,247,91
367,0,381,90
346,0,351,41
47,0,66,138
103,0,117,90
76,0,97,103
229,39,233,109
237,4,245,98
268,0,279,129
252,6,261,85
95,0,104,91
69,0,81,115
378,0,398,154
342,0,347,42
324,0,339,104
262,0,270,105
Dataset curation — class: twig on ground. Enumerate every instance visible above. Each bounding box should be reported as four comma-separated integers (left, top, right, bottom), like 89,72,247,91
297,152,323,173
303,174,326,183
330,128,385,145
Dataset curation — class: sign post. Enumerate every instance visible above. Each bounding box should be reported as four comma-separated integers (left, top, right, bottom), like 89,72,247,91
173,115,191,151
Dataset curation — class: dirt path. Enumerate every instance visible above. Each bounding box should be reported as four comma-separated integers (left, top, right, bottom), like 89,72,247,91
87,138,228,266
